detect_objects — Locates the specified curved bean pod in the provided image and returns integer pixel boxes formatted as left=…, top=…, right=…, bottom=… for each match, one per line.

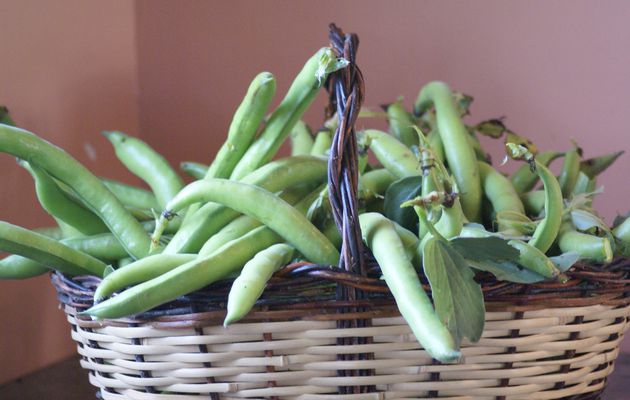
left=61, top=233, right=130, bottom=261
left=197, top=185, right=311, bottom=257
left=230, top=48, right=347, bottom=180
left=521, top=190, right=546, bottom=216
left=100, top=178, right=159, bottom=211
left=94, top=254, right=196, bottom=301
left=0, top=221, right=106, bottom=277
left=359, top=212, right=460, bottom=362
left=0, top=227, right=64, bottom=279
left=206, top=72, right=276, bottom=179
left=364, top=129, right=420, bottom=178
left=510, top=151, right=563, bottom=194
left=164, top=156, right=327, bottom=254
left=507, top=144, right=563, bottom=253
left=156, top=179, right=339, bottom=265
left=558, top=146, right=581, bottom=198
left=19, top=160, right=108, bottom=235
left=507, top=240, right=560, bottom=279
left=558, top=220, right=613, bottom=263
left=414, top=82, right=482, bottom=222
left=180, top=161, right=208, bottom=180
left=477, top=161, right=525, bottom=232
left=85, top=225, right=283, bottom=319
left=0, top=124, right=151, bottom=259
left=358, top=169, right=396, bottom=200
left=224, top=243, right=295, bottom=326
left=104, top=131, right=183, bottom=209
left=385, top=101, right=418, bottom=148
left=310, top=129, right=332, bottom=157
left=290, top=120, right=314, bottom=156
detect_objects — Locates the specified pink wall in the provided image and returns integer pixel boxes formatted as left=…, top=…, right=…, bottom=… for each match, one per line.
left=136, top=0, right=630, bottom=223
left=0, top=0, right=139, bottom=384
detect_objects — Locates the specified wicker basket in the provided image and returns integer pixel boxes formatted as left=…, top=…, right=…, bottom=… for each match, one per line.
left=52, top=25, right=630, bottom=399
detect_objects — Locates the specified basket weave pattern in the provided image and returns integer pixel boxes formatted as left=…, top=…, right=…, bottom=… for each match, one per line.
left=53, top=258, right=630, bottom=399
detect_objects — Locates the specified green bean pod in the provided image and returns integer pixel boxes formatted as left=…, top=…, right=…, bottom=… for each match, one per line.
left=0, top=124, right=151, bottom=259
left=164, top=156, right=328, bottom=254
left=521, top=190, right=545, bottom=216
left=104, top=131, right=183, bottom=209
left=180, top=161, right=208, bottom=180
left=206, top=72, right=277, bottom=178
left=427, top=130, right=446, bottom=166
left=197, top=185, right=311, bottom=257
left=414, top=82, right=482, bottom=222
left=478, top=161, right=525, bottom=233
left=0, top=227, right=64, bottom=279
left=19, top=160, right=108, bottom=236
left=310, top=129, right=332, bottom=157
left=0, top=221, right=106, bottom=277
left=156, top=179, right=339, bottom=265
left=580, top=150, right=624, bottom=179
left=558, top=220, right=613, bottom=263
left=364, top=129, right=420, bottom=178
left=61, top=233, right=130, bottom=261
left=290, top=120, right=314, bottom=156
left=613, top=217, right=630, bottom=247
left=510, top=151, right=563, bottom=194
left=224, top=243, right=295, bottom=326
left=100, top=178, right=159, bottom=211
left=230, top=48, right=347, bottom=180
left=85, top=225, right=283, bottom=319
left=385, top=101, right=418, bottom=148
left=358, top=169, right=396, bottom=200
left=507, top=240, right=561, bottom=279
left=359, top=212, right=460, bottom=362
left=94, top=254, right=196, bottom=301
left=507, top=144, right=563, bottom=254
left=558, top=146, right=581, bottom=198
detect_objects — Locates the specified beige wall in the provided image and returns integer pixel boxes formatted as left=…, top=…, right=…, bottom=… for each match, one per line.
left=0, top=0, right=139, bottom=384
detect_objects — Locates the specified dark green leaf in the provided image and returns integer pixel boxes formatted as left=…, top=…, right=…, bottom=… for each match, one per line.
left=423, top=237, right=485, bottom=345
left=383, top=176, right=422, bottom=232
left=549, top=252, right=580, bottom=272
left=453, top=92, right=474, bottom=117
left=0, top=106, right=16, bottom=126
left=450, top=236, right=520, bottom=264
left=467, top=259, right=546, bottom=284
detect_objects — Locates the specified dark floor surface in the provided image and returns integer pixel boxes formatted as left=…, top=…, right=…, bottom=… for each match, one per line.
left=1, top=353, right=628, bottom=399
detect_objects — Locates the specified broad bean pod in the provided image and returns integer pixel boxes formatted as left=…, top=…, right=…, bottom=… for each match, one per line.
left=164, top=156, right=328, bottom=254
left=230, top=48, right=347, bottom=179
left=0, top=221, right=106, bottom=277
left=155, top=179, right=339, bottom=265
left=385, top=101, right=418, bottom=148
left=104, top=131, right=183, bottom=209
left=224, top=243, right=295, bottom=326
left=180, top=161, right=208, bottom=180
left=359, top=212, right=460, bottom=362
left=510, top=151, right=563, bottom=194
left=19, top=160, right=108, bottom=235
left=414, top=82, right=482, bottom=222
left=85, top=225, right=283, bottom=319
left=0, top=124, right=151, bottom=259
left=206, top=72, right=276, bottom=179
left=558, top=220, right=613, bottom=263
left=290, top=120, right=314, bottom=156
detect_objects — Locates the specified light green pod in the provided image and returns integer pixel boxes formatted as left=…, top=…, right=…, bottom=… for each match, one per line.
left=414, top=82, right=482, bottom=222
left=224, top=243, right=295, bottom=326
left=510, top=151, right=563, bottom=194
left=364, top=129, right=420, bottom=178
left=290, top=120, right=314, bottom=156
left=386, top=101, right=418, bottom=148
left=230, top=48, right=348, bottom=180
left=558, top=220, right=613, bottom=263
left=359, top=213, right=460, bottom=362
left=180, top=161, right=209, bottom=180
left=310, top=129, right=333, bottom=157
left=206, top=72, right=276, bottom=179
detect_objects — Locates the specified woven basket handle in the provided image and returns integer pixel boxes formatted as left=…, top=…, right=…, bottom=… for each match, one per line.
left=325, top=23, right=366, bottom=276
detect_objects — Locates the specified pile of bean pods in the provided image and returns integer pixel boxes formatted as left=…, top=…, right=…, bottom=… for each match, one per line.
left=1, top=47, right=629, bottom=363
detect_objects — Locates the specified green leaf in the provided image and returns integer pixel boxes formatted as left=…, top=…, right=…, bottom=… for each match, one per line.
left=467, top=259, right=546, bottom=284
left=549, top=252, right=580, bottom=272
left=423, top=237, right=485, bottom=345
left=570, top=209, right=609, bottom=233
left=453, top=92, right=474, bottom=117
left=450, top=236, right=520, bottom=264
left=0, top=105, right=16, bottom=126
left=383, top=176, right=422, bottom=232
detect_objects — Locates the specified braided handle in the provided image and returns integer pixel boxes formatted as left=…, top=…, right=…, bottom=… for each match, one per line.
left=325, top=23, right=366, bottom=276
